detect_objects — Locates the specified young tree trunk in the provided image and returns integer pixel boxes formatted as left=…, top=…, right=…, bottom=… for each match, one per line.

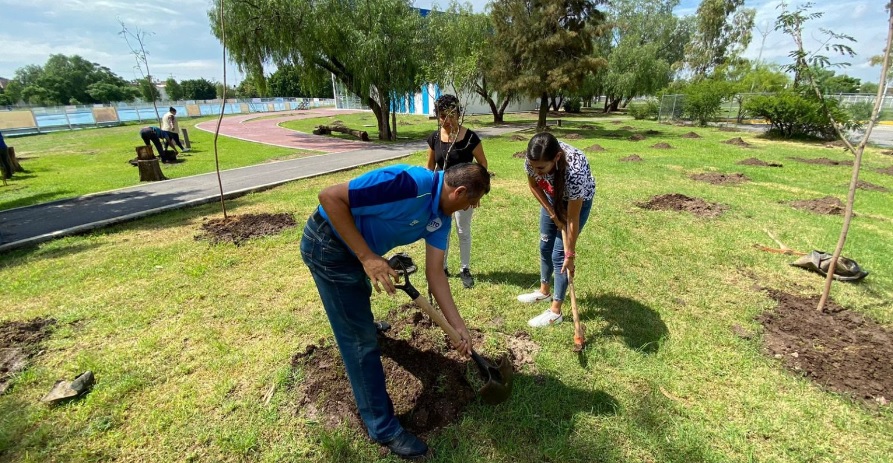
left=536, top=93, right=550, bottom=132
left=497, top=95, right=511, bottom=123
left=367, top=97, right=393, bottom=141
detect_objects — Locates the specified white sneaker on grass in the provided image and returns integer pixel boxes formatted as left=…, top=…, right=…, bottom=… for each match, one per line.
left=517, top=290, right=552, bottom=303
left=528, top=309, right=563, bottom=327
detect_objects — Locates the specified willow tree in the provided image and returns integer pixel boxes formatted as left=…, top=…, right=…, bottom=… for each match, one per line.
left=209, top=0, right=425, bottom=140
left=684, top=0, right=755, bottom=78
left=489, top=0, right=608, bottom=131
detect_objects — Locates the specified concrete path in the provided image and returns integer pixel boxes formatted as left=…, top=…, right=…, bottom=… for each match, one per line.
left=0, top=115, right=522, bottom=253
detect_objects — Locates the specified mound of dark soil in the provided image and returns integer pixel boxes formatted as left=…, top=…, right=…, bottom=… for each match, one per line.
left=723, top=137, right=751, bottom=147
left=564, top=133, right=583, bottom=140
left=620, top=155, right=643, bottom=162
left=636, top=193, right=728, bottom=218
left=197, top=213, right=297, bottom=245
left=645, top=130, right=661, bottom=135
left=585, top=144, right=605, bottom=152
left=289, top=304, right=531, bottom=438
left=610, top=120, right=625, bottom=124
left=628, top=134, right=646, bottom=141
left=651, top=142, right=673, bottom=149
left=876, top=166, right=893, bottom=176
left=1, top=318, right=56, bottom=395
left=681, top=132, right=702, bottom=139
left=620, top=125, right=636, bottom=131
left=738, top=158, right=782, bottom=167
left=789, top=196, right=846, bottom=215
left=509, top=134, right=527, bottom=142
left=690, top=172, right=750, bottom=185
left=856, top=181, right=889, bottom=192
left=512, top=150, right=527, bottom=158
left=760, top=289, right=893, bottom=406
left=790, top=157, right=853, bottom=166
left=580, top=124, right=596, bottom=130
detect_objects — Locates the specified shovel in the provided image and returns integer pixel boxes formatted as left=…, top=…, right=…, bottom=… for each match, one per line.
left=387, top=253, right=513, bottom=405
left=562, top=229, right=586, bottom=352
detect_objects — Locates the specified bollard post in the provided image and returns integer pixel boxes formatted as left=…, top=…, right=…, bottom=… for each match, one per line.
left=182, top=128, right=192, bottom=149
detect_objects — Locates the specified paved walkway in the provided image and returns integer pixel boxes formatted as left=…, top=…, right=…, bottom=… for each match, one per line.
left=0, top=111, right=522, bottom=252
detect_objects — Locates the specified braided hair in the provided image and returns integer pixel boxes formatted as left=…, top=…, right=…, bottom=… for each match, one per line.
left=526, top=132, right=568, bottom=223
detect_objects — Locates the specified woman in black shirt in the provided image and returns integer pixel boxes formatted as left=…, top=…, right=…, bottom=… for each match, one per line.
left=425, top=94, right=489, bottom=288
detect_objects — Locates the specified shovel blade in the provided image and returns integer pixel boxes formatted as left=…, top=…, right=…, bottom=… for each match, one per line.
left=474, top=354, right=514, bottom=405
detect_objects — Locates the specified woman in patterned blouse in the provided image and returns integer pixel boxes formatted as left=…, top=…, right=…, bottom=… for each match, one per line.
left=517, top=132, right=596, bottom=327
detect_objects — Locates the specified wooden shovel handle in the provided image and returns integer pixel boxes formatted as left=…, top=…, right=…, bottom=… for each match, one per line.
left=412, top=294, right=464, bottom=345
left=562, top=230, right=585, bottom=349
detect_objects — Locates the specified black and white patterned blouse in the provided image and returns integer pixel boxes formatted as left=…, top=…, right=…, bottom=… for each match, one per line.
left=524, top=141, right=596, bottom=201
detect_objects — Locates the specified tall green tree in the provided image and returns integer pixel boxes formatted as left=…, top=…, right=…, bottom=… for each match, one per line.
left=165, top=77, right=184, bottom=101
left=8, top=55, right=136, bottom=105
left=685, top=0, right=755, bottom=78
left=87, top=81, right=139, bottom=103
left=426, top=3, right=515, bottom=122
left=267, top=65, right=306, bottom=98
left=211, top=0, right=425, bottom=140
left=599, top=0, right=690, bottom=112
left=489, top=0, right=608, bottom=130
left=181, top=78, right=217, bottom=100
left=138, top=77, right=160, bottom=102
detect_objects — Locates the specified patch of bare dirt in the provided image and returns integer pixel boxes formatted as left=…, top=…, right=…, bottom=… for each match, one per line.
left=512, top=150, right=527, bottom=158
left=790, top=157, right=854, bottom=166
left=564, top=133, right=583, bottom=140
left=196, top=213, right=297, bottom=245
left=620, top=155, right=643, bottom=162
left=723, top=137, right=752, bottom=147
left=585, top=144, right=606, bottom=152
left=628, top=134, right=646, bottom=141
left=789, top=196, right=846, bottom=215
left=620, top=125, right=636, bottom=131
left=645, top=130, right=661, bottom=135
left=611, top=120, right=625, bottom=124
left=580, top=124, right=596, bottom=130
left=651, top=142, right=673, bottom=149
left=289, top=304, right=521, bottom=438
left=760, top=289, right=893, bottom=406
left=823, top=140, right=846, bottom=148
left=509, top=134, right=528, bottom=142
left=636, top=193, right=728, bottom=218
left=738, top=158, right=782, bottom=167
left=881, top=150, right=893, bottom=156
left=876, top=166, right=893, bottom=176
left=690, top=172, right=750, bottom=185
left=1, top=318, right=56, bottom=395
left=855, top=181, right=889, bottom=192
left=681, top=132, right=702, bottom=139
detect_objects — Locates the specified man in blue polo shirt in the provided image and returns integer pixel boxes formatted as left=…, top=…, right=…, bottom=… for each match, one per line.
left=300, top=162, right=490, bottom=460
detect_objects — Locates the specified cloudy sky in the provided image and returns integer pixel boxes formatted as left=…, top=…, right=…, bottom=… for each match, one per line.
left=0, top=0, right=887, bottom=88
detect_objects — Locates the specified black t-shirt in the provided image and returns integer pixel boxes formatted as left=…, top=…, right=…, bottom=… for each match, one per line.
left=426, top=129, right=482, bottom=171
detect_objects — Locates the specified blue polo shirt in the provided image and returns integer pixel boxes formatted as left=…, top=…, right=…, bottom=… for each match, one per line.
left=318, top=164, right=451, bottom=255
left=0, top=132, right=6, bottom=150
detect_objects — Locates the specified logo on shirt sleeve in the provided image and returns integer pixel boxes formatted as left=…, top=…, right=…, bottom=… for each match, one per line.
left=426, top=217, right=443, bottom=232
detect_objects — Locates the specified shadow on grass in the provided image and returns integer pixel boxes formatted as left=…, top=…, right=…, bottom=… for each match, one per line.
left=579, top=293, right=669, bottom=354
left=474, top=270, right=541, bottom=290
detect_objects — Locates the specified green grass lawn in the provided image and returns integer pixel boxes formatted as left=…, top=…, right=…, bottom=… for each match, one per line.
left=1, top=117, right=893, bottom=462
left=0, top=116, right=322, bottom=211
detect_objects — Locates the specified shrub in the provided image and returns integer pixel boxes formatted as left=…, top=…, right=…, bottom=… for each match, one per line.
left=845, top=100, right=873, bottom=121
left=744, top=91, right=862, bottom=140
left=628, top=99, right=660, bottom=120
left=563, top=97, right=582, bottom=113
left=682, top=80, right=732, bottom=126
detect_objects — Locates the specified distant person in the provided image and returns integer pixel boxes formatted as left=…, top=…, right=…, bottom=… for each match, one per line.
left=161, top=107, right=188, bottom=153
left=0, top=130, right=11, bottom=179
left=517, top=132, right=596, bottom=328
left=425, top=94, right=488, bottom=289
left=139, top=126, right=167, bottom=159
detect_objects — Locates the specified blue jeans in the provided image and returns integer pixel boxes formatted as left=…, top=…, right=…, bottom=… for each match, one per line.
left=539, top=199, right=593, bottom=302
left=300, top=210, right=403, bottom=443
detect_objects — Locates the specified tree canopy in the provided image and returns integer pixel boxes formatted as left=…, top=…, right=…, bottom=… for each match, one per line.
left=685, top=0, right=755, bottom=78
left=180, top=78, right=217, bottom=100
left=6, top=54, right=137, bottom=105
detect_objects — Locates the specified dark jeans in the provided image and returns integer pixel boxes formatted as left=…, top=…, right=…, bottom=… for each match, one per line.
left=539, top=199, right=593, bottom=302
left=164, top=132, right=185, bottom=150
left=299, top=209, right=403, bottom=443
left=140, top=128, right=164, bottom=157
left=0, top=147, right=11, bottom=179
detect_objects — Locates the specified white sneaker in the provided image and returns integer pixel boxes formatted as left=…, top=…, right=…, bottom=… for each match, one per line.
left=528, top=309, right=563, bottom=327
left=517, top=290, right=552, bottom=303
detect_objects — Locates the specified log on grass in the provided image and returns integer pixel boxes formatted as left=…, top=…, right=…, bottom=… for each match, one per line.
left=7, top=146, right=24, bottom=172
left=313, top=125, right=370, bottom=141
left=135, top=145, right=167, bottom=182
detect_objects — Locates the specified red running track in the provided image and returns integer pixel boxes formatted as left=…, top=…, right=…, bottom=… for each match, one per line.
left=194, top=108, right=371, bottom=153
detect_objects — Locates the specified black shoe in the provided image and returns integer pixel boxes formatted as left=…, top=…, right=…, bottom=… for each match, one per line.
left=374, top=320, right=391, bottom=333
left=383, top=430, right=430, bottom=460
left=459, top=268, right=474, bottom=288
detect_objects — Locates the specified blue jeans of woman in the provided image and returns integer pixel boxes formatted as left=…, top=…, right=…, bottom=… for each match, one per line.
left=300, top=210, right=403, bottom=443
left=539, top=199, right=593, bottom=302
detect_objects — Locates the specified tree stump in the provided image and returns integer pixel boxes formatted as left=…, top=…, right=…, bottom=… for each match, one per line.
left=313, top=125, right=370, bottom=141
left=135, top=146, right=167, bottom=182
left=6, top=146, right=24, bottom=172
left=182, top=128, right=192, bottom=149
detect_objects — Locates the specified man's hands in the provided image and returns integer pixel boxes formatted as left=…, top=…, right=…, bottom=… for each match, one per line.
left=361, top=256, right=399, bottom=295
left=451, top=325, right=473, bottom=358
